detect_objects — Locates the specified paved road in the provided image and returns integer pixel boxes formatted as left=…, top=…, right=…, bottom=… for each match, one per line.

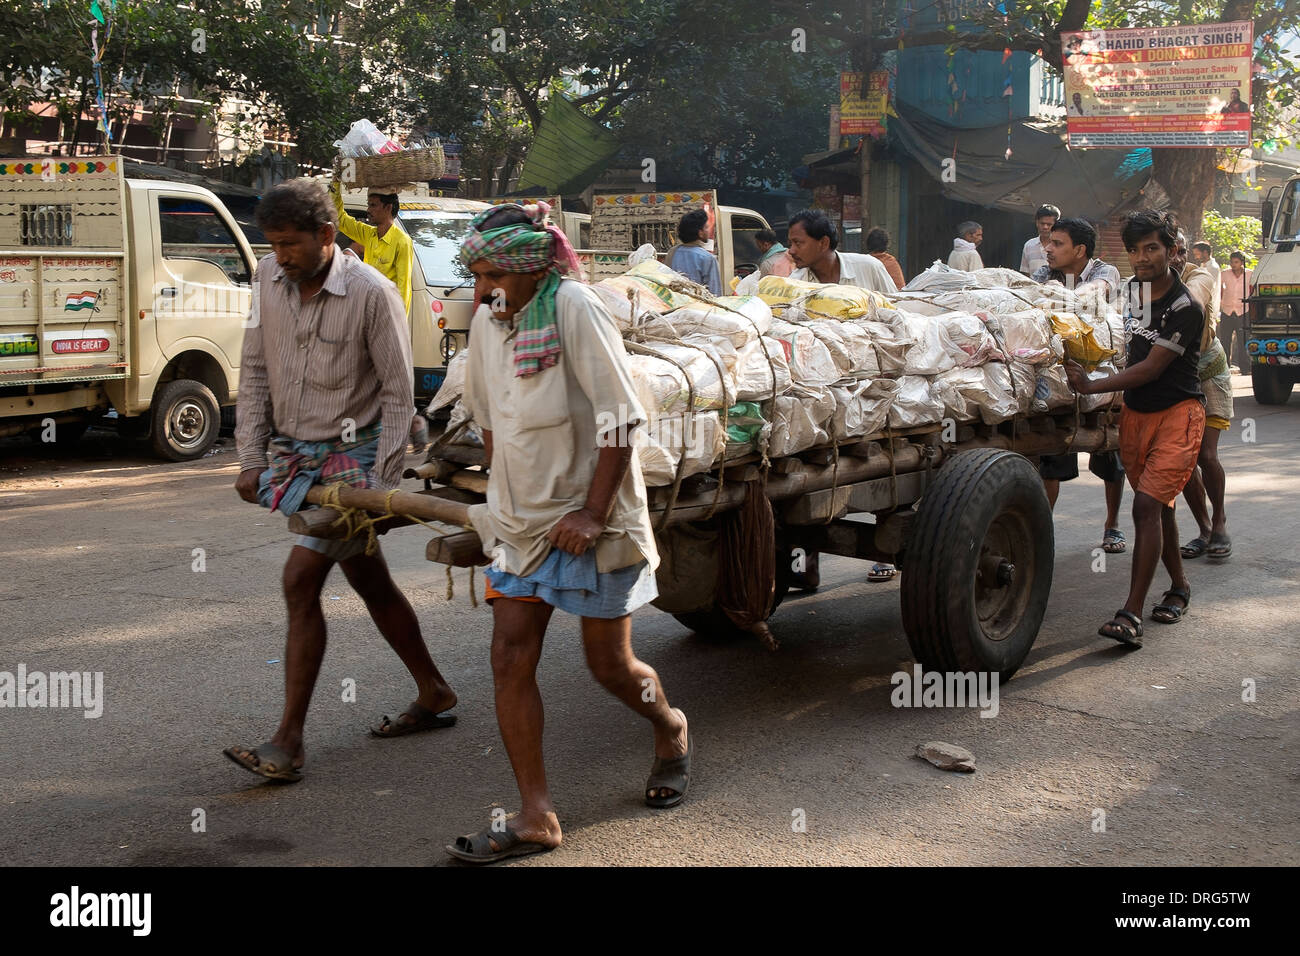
left=2, top=377, right=1297, bottom=866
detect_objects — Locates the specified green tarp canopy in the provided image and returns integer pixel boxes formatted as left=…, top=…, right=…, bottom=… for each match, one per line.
left=516, top=94, right=619, bottom=195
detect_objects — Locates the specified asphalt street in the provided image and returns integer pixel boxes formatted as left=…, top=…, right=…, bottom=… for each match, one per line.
left=2, top=374, right=1296, bottom=866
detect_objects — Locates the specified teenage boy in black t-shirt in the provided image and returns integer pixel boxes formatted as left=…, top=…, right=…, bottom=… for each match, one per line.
left=1066, top=210, right=1206, bottom=648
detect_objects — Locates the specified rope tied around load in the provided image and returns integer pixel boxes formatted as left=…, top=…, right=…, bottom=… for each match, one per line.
left=318, top=484, right=444, bottom=557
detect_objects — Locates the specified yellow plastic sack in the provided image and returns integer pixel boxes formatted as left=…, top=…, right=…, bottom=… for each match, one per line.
left=1049, top=312, right=1117, bottom=365
left=757, top=274, right=887, bottom=320
left=597, top=260, right=694, bottom=313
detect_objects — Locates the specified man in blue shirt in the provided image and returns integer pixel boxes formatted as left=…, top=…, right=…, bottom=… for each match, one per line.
left=667, top=209, right=721, bottom=294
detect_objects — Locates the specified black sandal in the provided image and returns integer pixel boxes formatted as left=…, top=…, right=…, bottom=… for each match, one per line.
left=1098, top=609, right=1143, bottom=647
left=1151, top=585, right=1191, bottom=624
left=1180, top=536, right=1209, bottom=559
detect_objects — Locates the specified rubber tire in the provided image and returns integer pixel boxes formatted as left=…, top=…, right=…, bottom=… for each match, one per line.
left=150, top=379, right=220, bottom=461
left=1251, top=365, right=1293, bottom=405
left=900, top=448, right=1053, bottom=681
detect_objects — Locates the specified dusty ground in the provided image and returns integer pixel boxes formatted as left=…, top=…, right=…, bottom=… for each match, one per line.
left=1, top=375, right=1296, bottom=866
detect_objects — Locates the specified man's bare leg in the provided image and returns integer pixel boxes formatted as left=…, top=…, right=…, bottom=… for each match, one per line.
left=1182, top=467, right=1212, bottom=540
left=339, top=549, right=456, bottom=719
left=263, top=545, right=335, bottom=767
left=580, top=615, right=688, bottom=799
left=1196, top=428, right=1227, bottom=536
left=1114, top=491, right=1165, bottom=624
left=1103, top=478, right=1124, bottom=534
left=1044, top=478, right=1061, bottom=510
left=489, top=598, right=562, bottom=848
left=1157, top=502, right=1191, bottom=613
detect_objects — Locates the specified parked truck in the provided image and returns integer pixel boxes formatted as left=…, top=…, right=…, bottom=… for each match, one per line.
left=0, top=155, right=255, bottom=458
left=1250, top=174, right=1300, bottom=405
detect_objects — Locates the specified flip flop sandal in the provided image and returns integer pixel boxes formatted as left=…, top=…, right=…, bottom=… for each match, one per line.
left=867, top=563, right=898, bottom=582
left=445, top=826, right=554, bottom=865
left=223, top=741, right=304, bottom=782
left=1180, top=536, right=1210, bottom=559
left=370, top=701, right=457, bottom=738
left=1151, top=586, right=1191, bottom=624
left=1098, top=609, right=1143, bottom=647
left=1207, top=532, right=1232, bottom=560
left=1102, top=528, right=1127, bottom=554
left=645, top=732, right=694, bottom=809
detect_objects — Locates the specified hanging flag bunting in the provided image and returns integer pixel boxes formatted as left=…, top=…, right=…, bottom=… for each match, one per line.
left=1002, top=47, right=1013, bottom=64
left=89, top=0, right=105, bottom=24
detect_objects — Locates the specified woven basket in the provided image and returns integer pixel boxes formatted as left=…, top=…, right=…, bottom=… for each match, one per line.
left=346, top=143, right=445, bottom=189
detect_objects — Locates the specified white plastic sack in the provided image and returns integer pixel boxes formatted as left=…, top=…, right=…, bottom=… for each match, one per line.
left=1080, top=365, right=1122, bottom=412
left=935, top=363, right=1036, bottom=425
left=768, top=318, right=840, bottom=386
left=765, top=382, right=836, bottom=458
left=427, top=348, right=469, bottom=414
left=929, top=287, right=1038, bottom=315
left=888, top=375, right=945, bottom=428
left=735, top=336, right=792, bottom=401
left=982, top=308, right=1058, bottom=366
left=638, top=412, right=727, bottom=486
left=938, top=311, right=1000, bottom=367
left=627, top=343, right=735, bottom=416
left=1032, top=365, right=1075, bottom=413
left=899, top=312, right=965, bottom=376
left=445, top=399, right=483, bottom=447
left=652, top=295, right=772, bottom=349
left=828, top=378, right=900, bottom=439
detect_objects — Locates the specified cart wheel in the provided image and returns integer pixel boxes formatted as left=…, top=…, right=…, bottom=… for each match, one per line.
left=900, top=448, right=1053, bottom=681
left=1251, top=365, right=1293, bottom=405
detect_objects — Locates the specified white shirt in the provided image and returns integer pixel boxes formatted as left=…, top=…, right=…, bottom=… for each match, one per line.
left=948, top=239, right=983, bottom=272
left=1020, top=236, right=1049, bottom=275
left=790, top=251, right=899, bottom=293
left=463, top=279, right=658, bottom=577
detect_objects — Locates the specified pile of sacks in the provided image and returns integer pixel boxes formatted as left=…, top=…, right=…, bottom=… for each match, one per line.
left=431, top=260, right=1124, bottom=487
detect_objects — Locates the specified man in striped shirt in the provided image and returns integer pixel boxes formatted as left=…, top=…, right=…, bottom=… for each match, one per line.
left=226, top=179, right=457, bottom=783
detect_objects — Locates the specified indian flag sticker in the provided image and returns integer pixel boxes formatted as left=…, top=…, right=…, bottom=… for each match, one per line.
left=64, top=291, right=99, bottom=311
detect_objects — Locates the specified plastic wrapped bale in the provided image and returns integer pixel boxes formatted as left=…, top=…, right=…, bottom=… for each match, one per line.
left=888, top=375, right=945, bottom=428
left=427, top=348, right=469, bottom=414
left=765, top=382, right=836, bottom=457
left=1080, top=365, right=1122, bottom=413
left=929, top=287, right=1038, bottom=315
left=734, top=336, right=792, bottom=402
left=854, top=317, right=914, bottom=377
left=1033, top=365, right=1075, bottom=413
left=757, top=274, right=886, bottom=320
left=445, top=399, right=483, bottom=447
left=889, top=294, right=950, bottom=317
left=649, top=295, right=772, bottom=348
left=902, top=261, right=978, bottom=294
left=767, top=318, right=841, bottom=386
left=627, top=343, right=736, bottom=416
left=637, top=411, right=727, bottom=486
left=898, top=311, right=970, bottom=376
left=592, top=260, right=697, bottom=329
left=981, top=308, right=1059, bottom=366
left=828, top=378, right=900, bottom=439
left=938, top=311, right=1001, bottom=367
left=935, top=363, right=1036, bottom=425
left=969, top=266, right=1042, bottom=290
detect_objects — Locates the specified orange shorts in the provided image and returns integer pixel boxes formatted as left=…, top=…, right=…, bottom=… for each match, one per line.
left=1119, top=399, right=1206, bottom=507
left=483, top=581, right=543, bottom=604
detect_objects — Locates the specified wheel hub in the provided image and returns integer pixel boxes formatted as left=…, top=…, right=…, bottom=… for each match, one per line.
left=171, top=400, right=206, bottom=446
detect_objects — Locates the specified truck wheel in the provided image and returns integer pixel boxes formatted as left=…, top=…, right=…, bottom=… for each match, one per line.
left=1251, top=365, right=1293, bottom=405
left=900, top=448, right=1053, bottom=681
left=150, top=379, right=220, bottom=461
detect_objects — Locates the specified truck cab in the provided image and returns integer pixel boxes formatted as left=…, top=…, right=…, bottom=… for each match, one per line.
left=0, top=156, right=255, bottom=459
left=1250, top=175, right=1300, bottom=404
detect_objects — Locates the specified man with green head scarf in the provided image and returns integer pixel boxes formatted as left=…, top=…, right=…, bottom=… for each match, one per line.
left=445, top=203, right=693, bottom=864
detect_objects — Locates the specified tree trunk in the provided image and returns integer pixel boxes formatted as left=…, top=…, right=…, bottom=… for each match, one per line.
left=1149, top=147, right=1219, bottom=237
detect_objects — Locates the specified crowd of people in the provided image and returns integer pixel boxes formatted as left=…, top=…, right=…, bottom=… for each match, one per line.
left=223, top=176, right=1246, bottom=863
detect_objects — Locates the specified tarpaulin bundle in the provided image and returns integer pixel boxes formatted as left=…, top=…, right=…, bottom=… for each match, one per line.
left=717, top=478, right=778, bottom=650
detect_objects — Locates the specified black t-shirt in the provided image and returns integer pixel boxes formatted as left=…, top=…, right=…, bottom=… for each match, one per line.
left=1122, top=274, right=1205, bottom=412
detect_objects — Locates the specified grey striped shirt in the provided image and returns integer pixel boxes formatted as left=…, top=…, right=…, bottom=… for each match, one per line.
left=235, top=250, right=414, bottom=488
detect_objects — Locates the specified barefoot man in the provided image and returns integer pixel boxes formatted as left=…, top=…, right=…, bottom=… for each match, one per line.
left=225, top=179, right=457, bottom=782
left=446, top=202, right=690, bottom=863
